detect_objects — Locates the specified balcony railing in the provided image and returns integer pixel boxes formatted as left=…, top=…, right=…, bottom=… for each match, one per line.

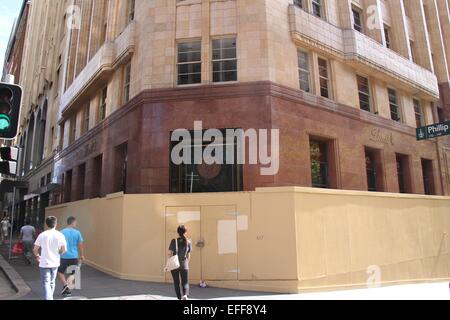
left=288, top=5, right=439, bottom=98
left=60, top=21, right=136, bottom=115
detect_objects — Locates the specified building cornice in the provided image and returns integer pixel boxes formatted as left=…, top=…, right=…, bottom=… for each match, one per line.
left=54, top=81, right=425, bottom=162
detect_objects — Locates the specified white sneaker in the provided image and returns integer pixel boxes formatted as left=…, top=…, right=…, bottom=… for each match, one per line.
left=182, top=295, right=188, bottom=300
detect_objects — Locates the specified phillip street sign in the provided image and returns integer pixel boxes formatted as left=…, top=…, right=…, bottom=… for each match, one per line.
left=416, top=121, right=450, bottom=141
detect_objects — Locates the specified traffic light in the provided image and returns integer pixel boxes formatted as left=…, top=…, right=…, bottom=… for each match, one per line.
left=0, top=147, right=19, bottom=176
left=0, top=82, right=22, bottom=139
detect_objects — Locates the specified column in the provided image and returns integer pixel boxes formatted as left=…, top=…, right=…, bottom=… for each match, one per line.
left=389, top=0, right=411, bottom=59
left=88, top=0, right=106, bottom=60
left=423, top=0, right=450, bottom=83
left=65, top=0, right=82, bottom=89
left=75, top=0, right=94, bottom=77
left=363, top=0, right=385, bottom=45
left=405, top=0, right=434, bottom=71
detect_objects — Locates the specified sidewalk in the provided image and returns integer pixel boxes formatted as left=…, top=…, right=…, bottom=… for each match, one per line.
left=1, top=242, right=449, bottom=300
left=0, top=243, right=277, bottom=300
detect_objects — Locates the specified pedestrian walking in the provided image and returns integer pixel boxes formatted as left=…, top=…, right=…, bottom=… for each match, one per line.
left=33, top=216, right=67, bottom=300
left=20, top=220, right=36, bottom=265
left=58, top=216, right=85, bottom=297
left=1, top=216, right=11, bottom=244
left=168, top=225, right=192, bottom=300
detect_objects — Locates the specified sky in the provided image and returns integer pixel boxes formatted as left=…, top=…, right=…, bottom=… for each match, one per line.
left=0, top=0, right=23, bottom=77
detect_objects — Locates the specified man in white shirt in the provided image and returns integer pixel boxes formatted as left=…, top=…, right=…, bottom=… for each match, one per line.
left=20, top=220, right=36, bottom=265
left=33, top=216, right=67, bottom=300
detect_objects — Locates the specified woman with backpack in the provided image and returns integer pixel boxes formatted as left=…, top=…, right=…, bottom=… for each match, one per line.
left=167, top=225, right=192, bottom=300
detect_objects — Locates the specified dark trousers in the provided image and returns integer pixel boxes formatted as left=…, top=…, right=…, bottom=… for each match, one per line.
left=171, top=269, right=189, bottom=299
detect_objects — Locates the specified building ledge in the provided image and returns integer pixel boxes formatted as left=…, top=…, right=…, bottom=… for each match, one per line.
left=255, top=186, right=450, bottom=200
left=60, top=21, right=136, bottom=117
left=288, top=5, right=439, bottom=99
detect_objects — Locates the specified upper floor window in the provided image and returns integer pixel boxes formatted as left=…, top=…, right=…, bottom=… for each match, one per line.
left=177, top=41, right=202, bottom=85
left=294, top=0, right=304, bottom=9
left=352, top=6, right=363, bottom=33
left=318, top=57, right=331, bottom=99
left=83, top=104, right=90, bottom=135
left=388, top=88, right=401, bottom=122
left=413, top=98, right=424, bottom=128
left=123, top=63, right=131, bottom=104
left=127, top=0, right=135, bottom=23
left=212, top=38, right=237, bottom=83
left=100, top=5, right=108, bottom=45
left=69, top=116, right=77, bottom=145
left=99, top=87, right=107, bottom=122
left=298, top=50, right=312, bottom=92
left=312, top=0, right=324, bottom=18
left=409, top=40, right=416, bottom=63
left=59, top=125, right=64, bottom=150
left=357, top=75, right=371, bottom=112
left=384, top=24, right=391, bottom=49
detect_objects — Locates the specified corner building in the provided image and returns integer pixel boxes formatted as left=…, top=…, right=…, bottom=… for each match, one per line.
left=46, top=0, right=450, bottom=201
left=8, top=0, right=450, bottom=293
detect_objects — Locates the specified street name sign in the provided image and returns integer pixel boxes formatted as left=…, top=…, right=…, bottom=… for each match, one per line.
left=416, top=121, right=450, bottom=141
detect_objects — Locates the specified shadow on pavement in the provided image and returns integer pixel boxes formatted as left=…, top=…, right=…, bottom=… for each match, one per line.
left=0, top=242, right=279, bottom=300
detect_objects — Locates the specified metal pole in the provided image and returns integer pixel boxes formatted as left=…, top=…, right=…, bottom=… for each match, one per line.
left=8, top=186, right=16, bottom=260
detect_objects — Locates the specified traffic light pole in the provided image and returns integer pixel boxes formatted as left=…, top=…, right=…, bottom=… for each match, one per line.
left=8, top=186, right=16, bottom=260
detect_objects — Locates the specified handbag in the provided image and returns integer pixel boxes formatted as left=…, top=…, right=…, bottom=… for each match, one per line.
left=164, top=239, right=180, bottom=272
left=12, top=242, right=24, bottom=255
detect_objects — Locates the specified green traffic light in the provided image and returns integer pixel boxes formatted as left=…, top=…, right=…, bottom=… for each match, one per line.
left=0, top=114, right=11, bottom=132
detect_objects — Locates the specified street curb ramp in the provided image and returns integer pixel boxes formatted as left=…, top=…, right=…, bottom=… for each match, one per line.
left=0, top=253, right=31, bottom=300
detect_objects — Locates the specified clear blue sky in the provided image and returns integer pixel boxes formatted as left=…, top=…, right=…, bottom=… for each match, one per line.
left=0, top=0, right=24, bottom=76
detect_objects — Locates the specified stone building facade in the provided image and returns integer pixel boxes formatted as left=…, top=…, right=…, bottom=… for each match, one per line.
left=3, top=0, right=450, bottom=226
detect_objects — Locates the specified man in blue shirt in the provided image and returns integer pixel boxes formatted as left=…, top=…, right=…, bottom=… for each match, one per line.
left=57, top=216, right=85, bottom=297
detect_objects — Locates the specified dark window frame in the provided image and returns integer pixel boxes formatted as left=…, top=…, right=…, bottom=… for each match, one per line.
left=357, top=75, right=372, bottom=112
left=212, top=38, right=237, bottom=83
left=177, top=41, right=202, bottom=85
left=298, top=49, right=312, bottom=93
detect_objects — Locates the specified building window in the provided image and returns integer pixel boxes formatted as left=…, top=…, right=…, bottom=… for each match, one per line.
left=177, top=41, right=202, bottom=85
left=384, top=24, right=391, bottom=49
left=396, top=154, right=411, bottom=194
left=318, top=57, right=331, bottom=99
left=114, top=143, right=128, bottom=193
left=59, top=124, right=64, bottom=150
left=77, top=163, right=86, bottom=200
left=352, top=6, right=363, bottom=33
left=69, top=116, right=76, bottom=145
left=298, top=50, right=312, bottom=93
left=64, top=170, right=73, bottom=203
left=212, top=38, right=237, bottom=83
left=357, top=75, right=371, bottom=112
left=413, top=98, right=424, bottom=128
left=312, top=0, right=323, bottom=18
left=92, top=155, right=103, bottom=198
left=437, top=106, right=445, bottom=122
left=170, top=129, right=243, bottom=193
left=100, top=3, right=108, bottom=45
left=388, top=88, right=401, bottom=122
left=310, top=139, right=328, bottom=188
left=409, top=40, right=416, bottom=63
left=127, top=0, right=135, bottom=22
left=83, top=104, right=90, bottom=135
left=421, top=159, right=435, bottom=195
left=123, top=63, right=131, bottom=104
left=294, top=0, right=303, bottom=9
left=99, top=87, right=107, bottom=122
left=365, top=148, right=384, bottom=192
